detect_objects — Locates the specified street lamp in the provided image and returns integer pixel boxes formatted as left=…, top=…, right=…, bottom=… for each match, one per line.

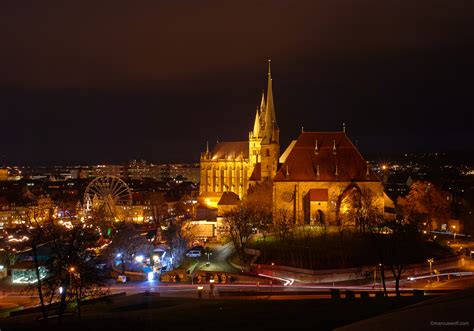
left=209, top=278, right=215, bottom=297
left=197, top=285, right=203, bottom=298
left=427, top=258, right=434, bottom=284
left=452, top=225, right=457, bottom=241
left=69, top=267, right=75, bottom=285
left=378, top=263, right=382, bottom=291
left=205, top=250, right=212, bottom=264
left=373, top=265, right=377, bottom=288
left=271, top=262, right=275, bottom=290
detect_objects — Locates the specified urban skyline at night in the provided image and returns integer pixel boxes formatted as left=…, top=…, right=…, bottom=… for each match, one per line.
left=0, top=1, right=472, bottom=330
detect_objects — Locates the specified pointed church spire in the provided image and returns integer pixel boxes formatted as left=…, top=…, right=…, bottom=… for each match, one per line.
left=253, top=107, right=261, bottom=137
left=262, top=59, right=278, bottom=144
left=206, top=141, right=209, bottom=154
left=260, top=91, right=266, bottom=113
left=266, top=59, right=277, bottom=129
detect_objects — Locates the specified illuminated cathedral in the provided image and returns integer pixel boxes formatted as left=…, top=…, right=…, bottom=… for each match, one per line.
left=199, top=61, right=279, bottom=208
left=198, top=61, right=391, bottom=225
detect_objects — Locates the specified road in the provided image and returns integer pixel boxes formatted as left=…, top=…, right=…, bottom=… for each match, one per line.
left=2, top=272, right=473, bottom=311
left=185, top=242, right=240, bottom=274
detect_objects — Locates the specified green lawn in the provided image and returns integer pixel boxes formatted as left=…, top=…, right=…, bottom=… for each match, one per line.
left=248, top=230, right=454, bottom=270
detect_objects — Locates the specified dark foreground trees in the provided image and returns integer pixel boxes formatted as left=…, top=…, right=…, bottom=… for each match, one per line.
left=106, top=221, right=152, bottom=274
left=14, top=209, right=108, bottom=322
left=369, top=218, right=425, bottom=296
left=48, top=220, right=108, bottom=320
left=224, top=206, right=255, bottom=262
left=397, top=181, right=451, bottom=231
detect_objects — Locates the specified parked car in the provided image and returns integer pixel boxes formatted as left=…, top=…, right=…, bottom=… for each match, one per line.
left=191, top=245, right=204, bottom=252
left=186, top=250, right=202, bottom=258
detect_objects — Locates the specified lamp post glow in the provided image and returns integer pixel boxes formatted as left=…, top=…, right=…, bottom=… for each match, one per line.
left=209, top=278, right=215, bottom=297
left=135, top=255, right=144, bottom=263
left=205, top=251, right=212, bottom=263
left=452, top=225, right=457, bottom=241
left=378, top=263, right=382, bottom=291
left=427, top=258, right=434, bottom=284
left=147, top=272, right=154, bottom=282
left=271, top=262, right=275, bottom=290
left=69, top=266, right=75, bottom=296
left=373, top=266, right=377, bottom=288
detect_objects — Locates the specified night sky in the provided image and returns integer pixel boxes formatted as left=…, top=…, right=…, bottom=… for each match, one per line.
left=1, top=0, right=472, bottom=165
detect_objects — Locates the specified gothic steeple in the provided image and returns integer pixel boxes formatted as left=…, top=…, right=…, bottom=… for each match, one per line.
left=252, top=107, right=261, bottom=138
left=262, top=59, right=279, bottom=144
left=260, top=91, right=266, bottom=113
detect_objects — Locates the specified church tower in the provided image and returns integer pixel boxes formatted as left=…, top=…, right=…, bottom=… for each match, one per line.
left=248, top=92, right=265, bottom=175
left=259, top=60, right=280, bottom=181
left=199, top=60, right=280, bottom=207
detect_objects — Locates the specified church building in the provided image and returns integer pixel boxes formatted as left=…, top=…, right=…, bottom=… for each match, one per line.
left=273, top=131, right=390, bottom=225
left=198, top=61, right=391, bottom=226
left=199, top=61, right=279, bottom=208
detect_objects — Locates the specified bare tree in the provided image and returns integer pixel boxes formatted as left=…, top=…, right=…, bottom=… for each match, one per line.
left=143, top=191, right=168, bottom=225
left=368, top=217, right=424, bottom=296
left=106, top=221, right=150, bottom=274
left=163, top=217, right=194, bottom=268
left=14, top=207, right=51, bottom=321
left=344, top=187, right=383, bottom=233
left=223, top=206, right=256, bottom=262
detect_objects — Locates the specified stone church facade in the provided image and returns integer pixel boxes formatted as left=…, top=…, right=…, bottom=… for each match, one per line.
left=198, top=62, right=390, bottom=224
left=273, top=131, right=388, bottom=225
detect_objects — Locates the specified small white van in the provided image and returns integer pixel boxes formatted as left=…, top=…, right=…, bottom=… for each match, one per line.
left=186, top=250, right=201, bottom=258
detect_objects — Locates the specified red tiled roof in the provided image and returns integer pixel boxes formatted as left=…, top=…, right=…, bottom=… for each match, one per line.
left=249, top=163, right=261, bottom=181
left=309, top=189, right=329, bottom=201
left=273, top=132, right=380, bottom=182
left=211, top=141, right=249, bottom=160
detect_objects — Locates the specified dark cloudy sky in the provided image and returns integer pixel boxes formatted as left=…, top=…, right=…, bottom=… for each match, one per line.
left=0, top=0, right=472, bottom=165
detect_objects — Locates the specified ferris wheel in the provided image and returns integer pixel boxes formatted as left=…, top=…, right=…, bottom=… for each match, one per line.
left=83, top=176, right=132, bottom=220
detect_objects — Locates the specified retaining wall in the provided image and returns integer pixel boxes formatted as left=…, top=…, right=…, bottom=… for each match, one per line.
left=248, top=252, right=463, bottom=283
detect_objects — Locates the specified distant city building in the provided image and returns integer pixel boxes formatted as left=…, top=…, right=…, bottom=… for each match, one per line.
left=92, top=164, right=124, bottom=178
left=127, top=159, right=149, bottom=180
left=169, top=164, right=200, bottom=184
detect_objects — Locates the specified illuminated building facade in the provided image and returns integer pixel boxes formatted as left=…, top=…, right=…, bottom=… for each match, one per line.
left=199, top=62, right=280, bottom=207
left=273, top=131, right=390, bottom=225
